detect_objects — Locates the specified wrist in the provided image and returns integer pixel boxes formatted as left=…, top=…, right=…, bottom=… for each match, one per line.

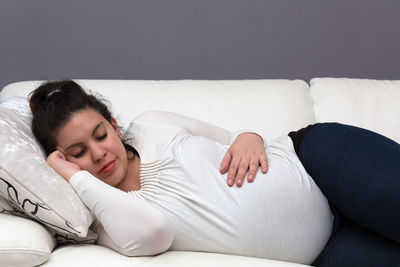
left=238, top=132, right=263, bottom=142
left=66, top=169, right=80, bottom=182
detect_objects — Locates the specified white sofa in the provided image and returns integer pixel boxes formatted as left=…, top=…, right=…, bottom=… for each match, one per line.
left=0, top=78, right=399, bottom=267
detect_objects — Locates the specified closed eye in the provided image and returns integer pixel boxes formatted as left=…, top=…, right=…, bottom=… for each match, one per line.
left=97, top=133, right=107, bottom=141
left=73, top=149, right=86, bottom=158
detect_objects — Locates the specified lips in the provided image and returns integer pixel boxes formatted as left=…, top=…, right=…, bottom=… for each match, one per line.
left=99, top=160, right=116, bottom=174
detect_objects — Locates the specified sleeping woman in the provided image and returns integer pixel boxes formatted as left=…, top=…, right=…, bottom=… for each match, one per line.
left=29, top=80, right=400, bottom=266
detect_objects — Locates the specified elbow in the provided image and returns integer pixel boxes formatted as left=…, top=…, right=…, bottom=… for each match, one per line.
left=146, top=219, right=174, bottom=254
left=116, top=220, right=174, bottom=257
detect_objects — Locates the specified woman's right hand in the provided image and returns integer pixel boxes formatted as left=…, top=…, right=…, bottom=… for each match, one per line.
left=47, top=150, right=81, bottom=182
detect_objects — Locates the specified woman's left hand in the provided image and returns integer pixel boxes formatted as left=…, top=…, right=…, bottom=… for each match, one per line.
left=220, top=133, right=268, bottom=187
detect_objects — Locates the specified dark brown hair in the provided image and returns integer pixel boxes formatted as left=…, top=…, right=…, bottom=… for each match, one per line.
left=29, top=80, right=138, bottom=158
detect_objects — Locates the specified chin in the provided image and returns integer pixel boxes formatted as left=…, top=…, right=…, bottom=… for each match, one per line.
left=105, top=172, right=125, bottom=188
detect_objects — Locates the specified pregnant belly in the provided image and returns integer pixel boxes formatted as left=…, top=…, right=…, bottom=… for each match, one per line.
left=230, top=153, right=333, bottom=264
left=166, top=135, right=333, bottom=264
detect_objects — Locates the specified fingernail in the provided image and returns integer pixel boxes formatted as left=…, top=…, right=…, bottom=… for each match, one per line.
left=228, top=179, right=233, bottom=186
left=248, top=174, right=253, bottom=181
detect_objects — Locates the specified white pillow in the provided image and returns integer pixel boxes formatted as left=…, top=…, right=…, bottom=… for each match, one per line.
left=0, top=213, right=56, bottom=267
left=0, top=97, right=96, bottom=243
left=310, top=77, right=400, bottom=143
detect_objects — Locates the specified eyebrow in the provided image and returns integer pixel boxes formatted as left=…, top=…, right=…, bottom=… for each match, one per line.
left=65, top=122, right=104, bottom=151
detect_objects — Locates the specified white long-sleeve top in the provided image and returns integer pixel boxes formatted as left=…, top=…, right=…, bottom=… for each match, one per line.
left=69, top=111, right=333, bottom=264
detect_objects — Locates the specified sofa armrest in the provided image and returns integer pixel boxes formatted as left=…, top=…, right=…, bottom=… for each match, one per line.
left=0, top=213, right=56, bottom=267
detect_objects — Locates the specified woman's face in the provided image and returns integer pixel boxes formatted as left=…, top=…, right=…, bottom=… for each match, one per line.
left=55, top=108, right=129, bottom=188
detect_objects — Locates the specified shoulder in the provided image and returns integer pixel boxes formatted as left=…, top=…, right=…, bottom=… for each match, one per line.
left=133, top=111, right=176, bottom=124
left=127, top=112, right=189, bottom=162
left=134, top=110, right=162, bottom=121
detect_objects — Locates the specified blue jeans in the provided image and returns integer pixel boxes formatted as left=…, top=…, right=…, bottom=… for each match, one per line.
left=293, top=123, right=400, bottom=266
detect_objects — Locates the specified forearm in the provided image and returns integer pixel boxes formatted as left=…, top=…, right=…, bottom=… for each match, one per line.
left=70, top=171, right=174, bottom=256
left=133, top=111, right=265, bottom=146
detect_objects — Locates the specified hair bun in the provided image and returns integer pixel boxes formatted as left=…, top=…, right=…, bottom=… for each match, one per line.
left=29, top=80, right=84, bottom=115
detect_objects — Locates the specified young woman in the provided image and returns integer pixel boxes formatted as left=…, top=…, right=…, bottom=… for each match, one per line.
left=29, top=80, right=400, bottom=266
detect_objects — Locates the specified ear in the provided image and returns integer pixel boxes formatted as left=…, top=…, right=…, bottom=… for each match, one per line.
left=111, top=117, right=122, bottom=137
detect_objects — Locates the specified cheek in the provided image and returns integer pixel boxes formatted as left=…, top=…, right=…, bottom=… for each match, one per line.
left=69, top=157, right=94, bottom=172
left=113, top=140, right=129, bottom=168
left=111, top=136, right=126, bottom=155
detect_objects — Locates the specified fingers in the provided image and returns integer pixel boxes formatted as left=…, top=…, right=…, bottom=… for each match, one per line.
left=226, top=152, right=268, bottom=187
left=56, top=150, right=67, bottom=161
left=220, top=150, right=232, bottom=174
left=228, top=154, right=253, bottom=187
left=260, top=151, right=268, bottom=174
left=47, top=150, right=80, bottom=182
left=234, top=156, right=249, bottom=187
left=47, top=150, right=66, bottom=164
left=222, top=132, right=269, bottom=187
left=247, top=156, right=259, bottom=183
left=227, top=156, right=241, bottom=187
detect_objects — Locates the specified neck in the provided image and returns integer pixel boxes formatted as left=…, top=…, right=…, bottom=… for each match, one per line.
left=117, top=155, right=141, bottom=192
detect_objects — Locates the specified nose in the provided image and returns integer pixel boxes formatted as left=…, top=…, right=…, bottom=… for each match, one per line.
left=90, top=144, right=106, bottom=162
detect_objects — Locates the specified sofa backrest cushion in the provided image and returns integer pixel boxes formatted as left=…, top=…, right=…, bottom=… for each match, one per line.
left=0, top=79, right=316, bottom=141
left=310, top=78, right=400, bottom=143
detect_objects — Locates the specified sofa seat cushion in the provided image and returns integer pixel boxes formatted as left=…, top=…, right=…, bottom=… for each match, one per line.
left=40, top=245, right=310, bottom=267
left=0, top=213, right=56, bottom=267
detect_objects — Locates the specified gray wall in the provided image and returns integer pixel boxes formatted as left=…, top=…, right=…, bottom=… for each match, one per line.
left=1, top=0, right=399, bottom=90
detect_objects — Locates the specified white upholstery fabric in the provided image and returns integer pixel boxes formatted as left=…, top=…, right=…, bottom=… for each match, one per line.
left=0, top=213, right=56, bottom=267
left=41, top=245, right=309, bottom=267
left=1, top=79, right=315, bottom=141
left=310, top=77, right=400, bottom=143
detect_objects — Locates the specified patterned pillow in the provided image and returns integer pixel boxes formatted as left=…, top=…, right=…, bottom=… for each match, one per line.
left=0, top=97, right=96, bottom=243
